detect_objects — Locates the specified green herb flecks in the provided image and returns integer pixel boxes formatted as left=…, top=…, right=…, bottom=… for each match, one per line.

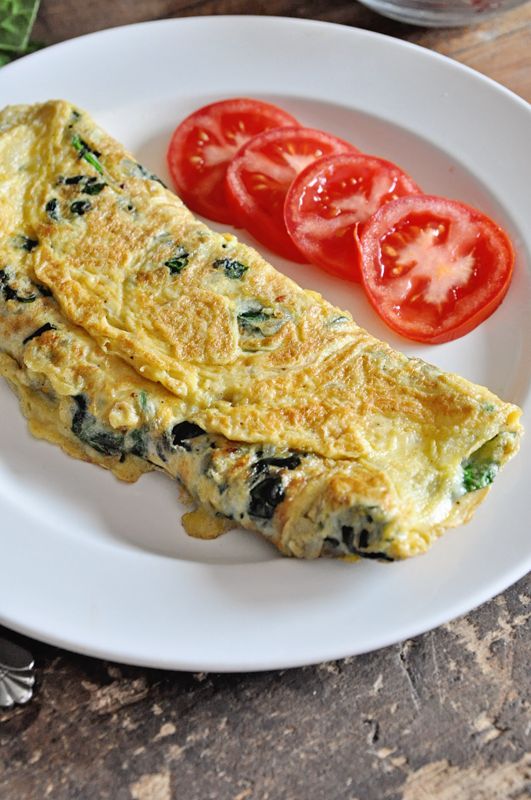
left=127, top=427, right=149, bottom=459
left=0, top=268, right=37, bottom=303
left=138, top=390, right=149, bottom=412
left=329, top=315, right=349, bottom=326
left=82, top=181, right=106, bottom=195
left=249, top=474, right=286, bottom=520
left=22, top=322, right=56, bottom=345
left=238, top=307, right=271, bottom=333
left=71, top=134, right=104, bottom=175
left=0, top=0, right=41, bottom=53
left=116, top=197, right=136, bottom=214
left=71, top=395, right=124, bottom=458
left=58, top=175, right=107, bottom=195
left=71, top=395, right=152, bottom=461
left=70, top=200, right=91, bottom=216
left=14, top=235, right=38, bottom=251
left=45, top=198, right=59, bottom=220
left=461, top=435, right=504, bottom=493
left=462, top=460, right=499, bottom=493
left=237, top=300, right=290, bottom=337
left=59, top=175, right=85, bottom=185
left=36, top=282, right=53, bottom=298
left=136, top=162, right=162, bottom=182
left=165, top=247, right=189, bottom=275
left=213, top=258, right=249, bottom=280
left=122, top=159, right=166, bottom=187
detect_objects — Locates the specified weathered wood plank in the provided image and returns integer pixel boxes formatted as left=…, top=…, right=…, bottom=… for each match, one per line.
left=0, top=576, right=529, bottom=799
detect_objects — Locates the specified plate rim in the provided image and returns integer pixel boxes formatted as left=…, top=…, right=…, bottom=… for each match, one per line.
left=3, top=14, right=530, bottom=109
left=0, top=14, right=529, bottom=671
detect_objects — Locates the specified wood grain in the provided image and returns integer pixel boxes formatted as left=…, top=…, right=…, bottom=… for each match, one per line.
left=2, top=3, right=530, bottom=798
left=1, top=576, right=529, bottom=799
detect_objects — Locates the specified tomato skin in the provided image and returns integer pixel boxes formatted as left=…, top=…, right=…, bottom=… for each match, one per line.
left=284, top=152, right=420, bottom=282
left=359, top=195, right=515, bottom=344
left=166, top=98, right=299, bottom=224
left=226, top=126, right=357, bottom=261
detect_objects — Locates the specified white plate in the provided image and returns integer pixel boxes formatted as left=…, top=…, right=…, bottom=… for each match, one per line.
left=0, top=17, right=529, bottom=671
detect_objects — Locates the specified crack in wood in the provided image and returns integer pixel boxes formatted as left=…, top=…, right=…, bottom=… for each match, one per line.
left=398, top=640, right=421, bottom=712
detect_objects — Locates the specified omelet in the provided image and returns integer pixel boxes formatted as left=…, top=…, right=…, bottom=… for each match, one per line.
left=0, top=99, right=523, bottom=560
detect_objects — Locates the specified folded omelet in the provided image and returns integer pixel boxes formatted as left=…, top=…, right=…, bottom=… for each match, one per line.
left=0, top=100, right=523, bottom=560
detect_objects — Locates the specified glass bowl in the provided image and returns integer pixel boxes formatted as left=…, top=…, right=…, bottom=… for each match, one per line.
left=357, top=0, right=527, bottom=27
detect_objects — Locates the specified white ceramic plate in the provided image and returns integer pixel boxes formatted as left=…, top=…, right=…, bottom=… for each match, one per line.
left=0, top=17, right=529, bottom=671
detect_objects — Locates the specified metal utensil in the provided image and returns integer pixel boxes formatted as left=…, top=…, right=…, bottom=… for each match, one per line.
left=0, top=637, right=35, bottom=708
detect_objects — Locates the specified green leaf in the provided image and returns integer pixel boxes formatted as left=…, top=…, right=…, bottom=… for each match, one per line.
left=72, top=134, right=105, bottom=175
left=0, top=38, right=43, bottom=65
left=0, top=0, right=41, bottom=52
left=462, top=460, right=498, bottom=493
left=213, top=257, right=249, bottom=280
left=138, top=391, right=149, bottom=412
left=165, top=247, right=189, bottom=275
left=237, top=303, right=289, bottom=337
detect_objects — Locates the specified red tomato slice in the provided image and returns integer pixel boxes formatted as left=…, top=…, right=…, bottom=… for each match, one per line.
left=284, top=153, right=420, bottom=282
left=359, top=195, right=514, bottom=344
left=167, top=98, right=299, bottom=224
left=226, top=127, right=357, bottom=261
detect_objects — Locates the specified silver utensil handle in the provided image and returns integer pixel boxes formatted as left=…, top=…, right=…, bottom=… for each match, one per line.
left=0, top=636, right=35, bottom=708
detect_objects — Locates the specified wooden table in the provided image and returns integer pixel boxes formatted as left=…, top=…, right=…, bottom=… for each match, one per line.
left=1, top=3, right=530, bottom=798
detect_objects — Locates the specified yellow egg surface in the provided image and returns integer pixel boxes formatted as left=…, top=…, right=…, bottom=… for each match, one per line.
left=0, top=100, right=523, bottom=561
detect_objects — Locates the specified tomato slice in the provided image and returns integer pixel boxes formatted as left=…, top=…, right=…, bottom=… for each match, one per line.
left=359, top=195, right=514, bottom=344
left=284, top=153, right=420, bottom=282
left=167, top=98, right=299, bottom=224
left=226, top=127, right=356, bottom=261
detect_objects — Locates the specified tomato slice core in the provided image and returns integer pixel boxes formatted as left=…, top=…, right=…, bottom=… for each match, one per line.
left=167, top=98, right=299, bottom=224
left=359, top=195, right=514, bottom=343
left=226, top=126, right=357, bottom=261
left=284, top=152, right=420, bottom=281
